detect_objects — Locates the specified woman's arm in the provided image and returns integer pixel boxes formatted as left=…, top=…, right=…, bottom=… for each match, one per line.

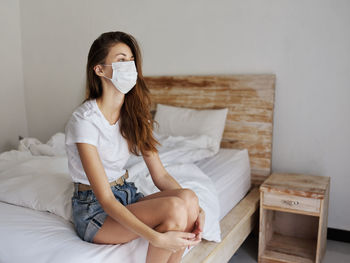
left=142, top=150, right=182, bottom=191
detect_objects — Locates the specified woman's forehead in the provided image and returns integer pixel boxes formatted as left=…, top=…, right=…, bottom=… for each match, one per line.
left=108, top=42, right=133, bottom=57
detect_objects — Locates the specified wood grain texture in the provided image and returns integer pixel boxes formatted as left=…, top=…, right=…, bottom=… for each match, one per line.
left=260, top=173, right=330, bottom=199
left=259, top=173, right=330, bottom=263
left=145, top=74, right=276, bottom=184
left=316, top=182, right=330, bottom=263
left=262, top=192, right=321, bottom=215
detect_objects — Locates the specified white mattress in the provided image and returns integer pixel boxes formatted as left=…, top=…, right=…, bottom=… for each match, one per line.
left=195, top=148, right=251, bottom=220
left=0, top=148, right=250, bottom=263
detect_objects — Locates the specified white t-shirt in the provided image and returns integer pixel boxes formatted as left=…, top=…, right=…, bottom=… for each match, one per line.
left=64, top=98, right=131, bottom=185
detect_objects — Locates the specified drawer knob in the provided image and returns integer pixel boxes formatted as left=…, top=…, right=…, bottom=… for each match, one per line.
left=282, top=200, right=299, bottom=206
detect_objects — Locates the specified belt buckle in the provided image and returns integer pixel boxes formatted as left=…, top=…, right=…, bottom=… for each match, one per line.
left=121, top=175, right=126, bottom=184
left=121, top=170, right=128, bottom=183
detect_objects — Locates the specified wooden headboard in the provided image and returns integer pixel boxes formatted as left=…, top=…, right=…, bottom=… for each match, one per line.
left=144, top=74, right=276, bottom=185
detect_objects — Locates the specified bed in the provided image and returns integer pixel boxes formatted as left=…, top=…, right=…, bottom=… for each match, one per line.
left=145, top=74, right=276, bottom=262
left=0, top=74, right=275, bottom=263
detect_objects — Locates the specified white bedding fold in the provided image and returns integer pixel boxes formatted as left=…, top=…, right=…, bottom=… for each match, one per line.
left=125, top=132, right=217, bottom=178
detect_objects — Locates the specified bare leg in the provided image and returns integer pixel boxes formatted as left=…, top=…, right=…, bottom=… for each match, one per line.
left=146, top=215, right=187, bottom=263
left=92, top=196, right=188, bottom=263
left=138, top=189, right=200, bottom=263
left=138, top=188, right=200, bottom=232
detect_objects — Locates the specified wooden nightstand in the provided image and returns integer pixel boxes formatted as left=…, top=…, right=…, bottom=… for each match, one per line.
left=258, top=173, right=330, bottom=263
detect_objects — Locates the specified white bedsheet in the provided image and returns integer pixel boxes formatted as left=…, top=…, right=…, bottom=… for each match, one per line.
left=195, top=148, right=251, bottom=220
left=0, top=201, right=149, bottom=263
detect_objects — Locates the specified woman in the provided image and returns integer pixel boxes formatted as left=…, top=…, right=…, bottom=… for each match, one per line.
left=64, top=31, right=205, bottom=263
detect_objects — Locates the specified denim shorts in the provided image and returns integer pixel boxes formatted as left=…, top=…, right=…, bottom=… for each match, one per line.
left=71, top=180, right=144, bottom=243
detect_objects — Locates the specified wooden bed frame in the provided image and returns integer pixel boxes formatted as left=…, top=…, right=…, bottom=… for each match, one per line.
left=145, top=74, right=276, bottom=263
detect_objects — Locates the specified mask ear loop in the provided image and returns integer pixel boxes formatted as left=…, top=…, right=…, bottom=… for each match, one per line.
left=99, top=64, right=113, bottom=81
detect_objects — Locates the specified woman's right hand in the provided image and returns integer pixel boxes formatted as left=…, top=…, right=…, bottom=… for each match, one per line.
left=151, top=231, right=201, bottom=252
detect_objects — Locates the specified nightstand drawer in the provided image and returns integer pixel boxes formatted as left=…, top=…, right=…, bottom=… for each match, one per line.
left=263, top=192, right=321, bottom=214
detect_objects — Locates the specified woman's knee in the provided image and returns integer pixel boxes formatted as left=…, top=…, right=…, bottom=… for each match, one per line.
left=161, top=197, right=188, bottom=231
left=178, top=189, right=199, bottom=217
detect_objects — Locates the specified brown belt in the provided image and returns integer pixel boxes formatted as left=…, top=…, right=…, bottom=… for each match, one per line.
left=77, top=170, right=129, bottom=192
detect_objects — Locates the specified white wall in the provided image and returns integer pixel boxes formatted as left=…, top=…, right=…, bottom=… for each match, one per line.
left=19, top=0, right=91, bottom=141
left=13, top=0, right=350, bottom=230
left=0, top=0, right=28, bottom=152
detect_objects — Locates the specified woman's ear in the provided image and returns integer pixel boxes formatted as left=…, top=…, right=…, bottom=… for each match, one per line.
left=93, top=65, right=104, bottom=77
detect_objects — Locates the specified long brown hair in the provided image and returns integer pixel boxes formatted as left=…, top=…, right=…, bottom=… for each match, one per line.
left=83, top=31, right=160, bottom=156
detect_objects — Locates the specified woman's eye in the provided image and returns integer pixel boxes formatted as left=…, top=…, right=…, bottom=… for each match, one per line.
left=118, top=58, right=134, bottom=62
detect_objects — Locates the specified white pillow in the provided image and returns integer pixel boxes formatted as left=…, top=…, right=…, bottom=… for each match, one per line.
left=154, top=104, right=228, bottom=153
left=0, top=156, right=73, bottom=222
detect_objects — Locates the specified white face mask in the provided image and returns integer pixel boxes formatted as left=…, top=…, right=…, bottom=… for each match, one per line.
left=102, top=61, right=138, bottom=94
